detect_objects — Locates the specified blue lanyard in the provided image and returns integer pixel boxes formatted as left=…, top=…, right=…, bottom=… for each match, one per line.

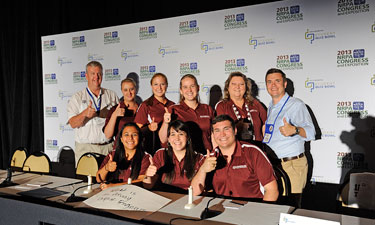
left=266, top=95, right=290, bottom=126
left=86, top=88, right=101, bottom=112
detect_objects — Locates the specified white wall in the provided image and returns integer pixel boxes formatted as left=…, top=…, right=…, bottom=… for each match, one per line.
left=42, top=0, right=375, bottom=184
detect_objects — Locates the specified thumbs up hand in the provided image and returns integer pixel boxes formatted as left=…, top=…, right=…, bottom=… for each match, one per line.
left=201, top=149, right=217, bottom=173
left=163, top=107, right=171, bottom=124
left=86, top=100, right=97, bottom=119
left=105, top=154, right=117, bottom=172
left=148, top=117, right=158, bottom=131
left=145, top=157, right=157, bottom=177
left=114, top=103, right=125, bottom=118
left=279, top=117, right=295, bottom=137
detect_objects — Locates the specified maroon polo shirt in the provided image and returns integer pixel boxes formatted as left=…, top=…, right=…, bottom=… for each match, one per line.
left=169, top=102, right=214, bottom=151
left=153, top=148, right=205, bottom=190
left=103, top=101, right=137, bottom=140
left=134, top=96, right=174, bottom=126
left=212, top=141, right=276, bottom=198
left=100, top=151, right=151, bottom=181
left=215, top=99, right=267, bottom=141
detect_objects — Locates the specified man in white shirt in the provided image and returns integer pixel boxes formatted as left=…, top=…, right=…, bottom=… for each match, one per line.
left=67, top=61, right=119, bottom=164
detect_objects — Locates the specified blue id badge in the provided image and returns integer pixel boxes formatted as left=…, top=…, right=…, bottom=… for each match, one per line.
left=263, top=124, right=274, bottom=143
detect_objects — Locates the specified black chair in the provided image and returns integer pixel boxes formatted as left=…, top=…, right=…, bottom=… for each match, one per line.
left=273, top=165, right=291, bottom=204
left=51, top=146, right=76, bottom=178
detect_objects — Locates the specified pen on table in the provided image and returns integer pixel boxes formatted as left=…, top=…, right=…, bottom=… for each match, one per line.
left=40, top=181, right=53, bottom=186
left=230, top=200, right=245, bottom=206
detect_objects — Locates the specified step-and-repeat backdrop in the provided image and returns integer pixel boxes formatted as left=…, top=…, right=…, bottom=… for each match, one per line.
left=42, top=0, right=375, bottom=184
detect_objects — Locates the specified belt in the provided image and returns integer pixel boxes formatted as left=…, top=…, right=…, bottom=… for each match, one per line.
left=90, top=141, right=113, bottom=146
left=281, top=152, right=305, bottom=162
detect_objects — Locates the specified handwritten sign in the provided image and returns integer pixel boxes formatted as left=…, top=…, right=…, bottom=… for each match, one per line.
left=83, top=184, right=171, bottom=211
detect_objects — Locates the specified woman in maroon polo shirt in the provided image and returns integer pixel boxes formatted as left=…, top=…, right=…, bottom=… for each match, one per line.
left=159, top=74, right=214, bottom=154
left=97, top=122, right=151, bottom=190
left=134, top=73, right=174, bottom=155
left=103, top=78, right=138, bottom=143
left=143, top=120, right=204, bottom=191
left=215, top=72, right=267, bottom=145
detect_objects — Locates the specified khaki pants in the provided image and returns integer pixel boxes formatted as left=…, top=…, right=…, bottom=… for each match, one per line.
left=281, top=155, right=308, bottom=194
left=74, top=142, right=113, bottom=166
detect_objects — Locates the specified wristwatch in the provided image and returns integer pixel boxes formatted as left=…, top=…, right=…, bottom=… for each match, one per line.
left=294, top=126, right=300, bottom=136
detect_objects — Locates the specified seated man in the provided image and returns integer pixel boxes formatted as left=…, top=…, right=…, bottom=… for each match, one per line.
left=192, top=115, right=278, bottom=201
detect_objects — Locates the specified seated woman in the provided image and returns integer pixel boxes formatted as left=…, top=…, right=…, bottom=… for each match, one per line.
left=96, top=122, right=151, bottom=190
left=143, top=120, right=204, bottom=191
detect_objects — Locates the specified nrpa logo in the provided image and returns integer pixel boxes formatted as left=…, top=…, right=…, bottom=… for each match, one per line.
left=290, top=54, right=300, bottom=62
left=290, top=5, right=300, bottom=14
left=353, top=49, right=365, bottom=58
left=353, top=101, right=364, bottom=110
left=189, top=20, right=197, bottom=28
left=354, top=0, right=366, bottom=5
left=190, top=62, right=197, bottom=70
left=148, top=26, right=155, bottom=33
left=237, top=59, right=245, bottom=66
left=236, top=13, right=245, bottom=21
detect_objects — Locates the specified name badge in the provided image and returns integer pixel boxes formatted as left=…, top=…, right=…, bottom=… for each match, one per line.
left=263, top=124, right=274, bottom=144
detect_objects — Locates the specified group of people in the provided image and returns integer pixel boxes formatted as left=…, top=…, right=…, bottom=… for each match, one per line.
left=67, top=61, right=315, bottom=206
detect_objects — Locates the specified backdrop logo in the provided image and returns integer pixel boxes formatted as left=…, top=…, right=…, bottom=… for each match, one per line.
left=249, top=35, right=275, bottom=49
left=224, top=59, right=248, bottom=74
left=305, top=78, right=335, bottom=92
left=200, top=41, right=224, bottom=54
left=121, top=49, right=139, bottom=61
left=105, top=68, right=120, bottom=81
left=337, top=101, right=368, bottom=118
left=372, top=23, right=375, bottom=32
left=337, top=0, right=369, bottom=16
left=73, top=71, right=86, bottom=83
left=180, top=62, right=200, bottom=76
left=104, top=31, right=120, bottom=44
left=321, top=129, right=336, bottom=138
left=139, top=26, right=157, bottom=40
left=179, top=20, right=199, bottom=35
left=304, top=29, right=336, bottom=44
left=58, top=90, right=72, bottom=100
left=276, top=54, right=303, bottom=70
left=45, top=73, right=57, bottom=84
left=46, top=139, right=59, bottom=151
left=337, top=152, right=367, bottom=169
left=43, top=40, right=56, bottom=51
left=57, top=56, right=72, bottom=66
left=158, top=45, right=179, bottom=57
left=371, top=74, right=375, bottom=85
left=88, top=53, right=104, bottom=61
left=276, top=5, right=303, bottom=23
left=72, top=36, right=86, bottom=48
left=224, top=13, right=247, bottom=30
left=45, top=106, right=58, bottom=117
left=59, top=123, right=73, bottom=134
left=140, top=65, right=156, bottom=79
left=337, top=49, right=368, bottom=67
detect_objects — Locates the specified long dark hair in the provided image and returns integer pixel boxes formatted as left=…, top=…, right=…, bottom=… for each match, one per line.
left=162, top=120, right=198, bottom=184
left=109, top=122, right=144, bottom=181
